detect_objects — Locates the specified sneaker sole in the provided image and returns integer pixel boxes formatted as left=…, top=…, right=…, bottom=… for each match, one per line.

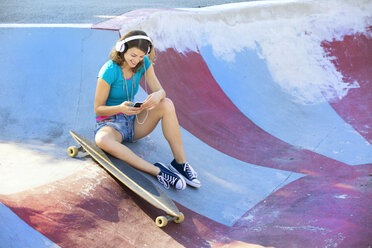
left=169, top=164, right=201, bottom=188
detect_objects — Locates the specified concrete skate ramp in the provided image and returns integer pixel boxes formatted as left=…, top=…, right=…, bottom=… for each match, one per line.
left=1, top=0, right=372, bottom=247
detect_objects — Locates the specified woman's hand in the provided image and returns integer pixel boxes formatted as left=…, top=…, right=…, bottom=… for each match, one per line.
left=119, top=101, right=143, bottom=116
left=142, top=90, right=165, bottom=110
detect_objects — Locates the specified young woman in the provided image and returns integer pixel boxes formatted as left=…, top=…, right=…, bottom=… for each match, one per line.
left=94, top=30, right=201, bottom=190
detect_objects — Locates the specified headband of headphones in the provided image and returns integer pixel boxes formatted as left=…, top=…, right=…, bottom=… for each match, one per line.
left=115, top=35, right=153, bottom=54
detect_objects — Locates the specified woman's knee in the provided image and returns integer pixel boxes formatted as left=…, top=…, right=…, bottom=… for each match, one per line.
left=95, top=132, right=110, bottom=150
left=158, top=98, right=175, bottom=114
left=95, top=128, right=121, bottom=150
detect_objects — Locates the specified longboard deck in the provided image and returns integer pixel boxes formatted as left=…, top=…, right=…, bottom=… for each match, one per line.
left=68, top=130, right=182, bottom=226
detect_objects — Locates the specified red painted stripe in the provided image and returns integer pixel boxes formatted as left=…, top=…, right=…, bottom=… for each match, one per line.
left=322, top=31, right=372, bottom=144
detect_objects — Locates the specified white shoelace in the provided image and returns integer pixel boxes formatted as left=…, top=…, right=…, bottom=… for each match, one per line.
left=184, top=162, right=197, bottom=179
left=157, top=173, right=178, bottom=189
left=157, top=175, right=169, bottom=189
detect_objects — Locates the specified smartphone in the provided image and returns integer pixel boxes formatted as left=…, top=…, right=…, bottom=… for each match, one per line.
left=133, top=102, right=143, bottom=108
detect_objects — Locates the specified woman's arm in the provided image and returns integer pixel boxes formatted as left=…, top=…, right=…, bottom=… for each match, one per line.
left=141, top=64, right=166, bottom=110
left=94, top=78, right=141, bottom=116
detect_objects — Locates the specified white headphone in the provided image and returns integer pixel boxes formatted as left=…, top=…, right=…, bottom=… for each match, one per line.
left=115, top=35, right=153, bottom=54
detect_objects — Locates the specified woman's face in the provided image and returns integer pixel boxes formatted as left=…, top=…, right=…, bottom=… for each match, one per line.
left=124, top=47, right=145, bottom=68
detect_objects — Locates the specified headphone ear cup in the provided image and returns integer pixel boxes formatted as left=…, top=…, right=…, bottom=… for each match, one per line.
left=147, top=43, right=152, bottom=55
left=115, top=40, right=126, bottom=53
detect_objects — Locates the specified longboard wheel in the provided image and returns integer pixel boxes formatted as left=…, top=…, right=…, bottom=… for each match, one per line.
left=174, top=212, right=184, bottom=224
left=67, top=146, right=79, bottom=157
left=155, top=216, right=168, bottom=227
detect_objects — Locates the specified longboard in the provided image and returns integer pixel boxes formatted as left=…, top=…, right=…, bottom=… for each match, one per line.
left=68, top=130, right=184, bottom=227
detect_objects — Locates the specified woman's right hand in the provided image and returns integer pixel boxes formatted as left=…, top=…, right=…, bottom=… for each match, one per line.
left=119, top=101, right=143, bottom=116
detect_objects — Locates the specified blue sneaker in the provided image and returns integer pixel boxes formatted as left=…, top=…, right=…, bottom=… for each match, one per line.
left=169, top=159, right=201, bottom=188
left=154, top=162, right=186, bottom=190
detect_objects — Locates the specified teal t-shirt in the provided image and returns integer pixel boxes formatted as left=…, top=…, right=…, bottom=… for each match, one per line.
left=98, top=56, right=151, bottom=106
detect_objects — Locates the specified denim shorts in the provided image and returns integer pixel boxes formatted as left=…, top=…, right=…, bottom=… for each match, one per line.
left=95, top=114, right=135, bottom=142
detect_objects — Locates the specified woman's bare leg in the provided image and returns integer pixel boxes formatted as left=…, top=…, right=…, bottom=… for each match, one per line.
left=95, top=126, right=160, bottom=176
left=134, top=98, right=186, bottom=164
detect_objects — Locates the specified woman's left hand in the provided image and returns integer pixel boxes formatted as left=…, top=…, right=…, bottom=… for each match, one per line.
left=142, top=90, right=164, bottom=110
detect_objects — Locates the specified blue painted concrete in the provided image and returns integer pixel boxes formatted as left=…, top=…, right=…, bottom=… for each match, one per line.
left=0, top=203, right=60, bottom=248
left=0, top=27, right=118, bottom=145
left=199, top=45, right=372, bottom=165
left=128, top=88, right=304, bottom=226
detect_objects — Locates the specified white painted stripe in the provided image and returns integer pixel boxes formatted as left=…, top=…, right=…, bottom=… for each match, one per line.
left=0, top=23, right=92, bottom=28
